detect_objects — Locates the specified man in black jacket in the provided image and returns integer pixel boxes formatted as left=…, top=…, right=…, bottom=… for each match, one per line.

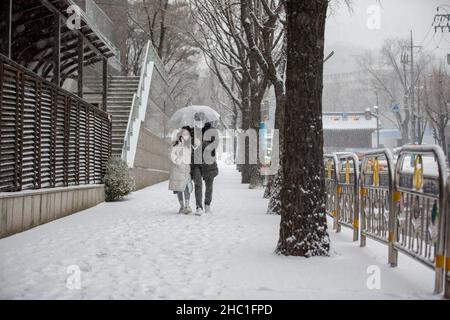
left=191, top=113, right=219, bottom=215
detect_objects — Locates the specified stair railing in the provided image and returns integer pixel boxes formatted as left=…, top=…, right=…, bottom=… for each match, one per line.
left=121, top=41, right=155, bottom=167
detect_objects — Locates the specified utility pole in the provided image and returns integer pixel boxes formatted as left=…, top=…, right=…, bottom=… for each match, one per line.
left=402, top=30, right=422, bottom=144
left=374, top=90, right=380, bottom=148
left=410, top=30, right=416, bottom=143
left=374, top=105, right=380, bottom=148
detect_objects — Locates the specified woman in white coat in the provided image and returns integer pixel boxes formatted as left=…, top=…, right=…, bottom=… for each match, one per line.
left=169, top=127, right=193, bottom=214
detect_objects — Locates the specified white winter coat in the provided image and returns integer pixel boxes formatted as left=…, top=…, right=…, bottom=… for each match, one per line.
left=169, top=143, right=193, bottom=192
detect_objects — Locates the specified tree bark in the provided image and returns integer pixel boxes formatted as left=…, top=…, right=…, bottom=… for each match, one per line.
left=276, top=0, right=330, bottom=257
left=265, top=84, right=286, bottom=213
left=240, top=75, right=252, bottom=184
left=440, top=126, right=447, bottom=156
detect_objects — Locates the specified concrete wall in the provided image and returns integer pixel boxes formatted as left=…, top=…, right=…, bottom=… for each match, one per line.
left=0, top=185, right=105, bottom=239
left=131, top=127, right=170, bottom=190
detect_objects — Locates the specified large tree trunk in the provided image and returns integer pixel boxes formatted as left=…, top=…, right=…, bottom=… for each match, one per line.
left=276, top=0, right=330, bottom=257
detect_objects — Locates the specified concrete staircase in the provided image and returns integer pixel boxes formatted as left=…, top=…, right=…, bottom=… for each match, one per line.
left=83, top=76, right=140, bottom=157
left=106, top=76, right=140, bottom=157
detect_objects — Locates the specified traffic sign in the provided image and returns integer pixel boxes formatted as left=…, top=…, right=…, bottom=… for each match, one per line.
left=391, top=104, right=400, bottom=113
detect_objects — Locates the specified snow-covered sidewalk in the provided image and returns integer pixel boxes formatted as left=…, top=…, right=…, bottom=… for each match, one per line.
left=0, top=165, right=439, bottom=299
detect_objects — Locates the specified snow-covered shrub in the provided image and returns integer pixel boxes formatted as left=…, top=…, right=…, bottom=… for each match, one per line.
left=104, top=157, right=135, bottom=202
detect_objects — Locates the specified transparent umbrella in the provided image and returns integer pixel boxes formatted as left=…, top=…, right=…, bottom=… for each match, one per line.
left=167, top=105, right=220, bottom=128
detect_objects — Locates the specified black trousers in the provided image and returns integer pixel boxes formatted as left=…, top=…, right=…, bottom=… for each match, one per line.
left=192, top=166, right=214, bottom=208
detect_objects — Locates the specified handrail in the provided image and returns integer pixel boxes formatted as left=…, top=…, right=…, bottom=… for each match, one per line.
left=121, top=41, right=154, bottom=167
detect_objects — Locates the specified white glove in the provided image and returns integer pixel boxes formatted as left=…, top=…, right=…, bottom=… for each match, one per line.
left=193, top=138, right=201, bottom=149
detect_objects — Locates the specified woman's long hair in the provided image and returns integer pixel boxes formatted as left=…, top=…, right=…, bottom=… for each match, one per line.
left=173, top=126, right=191, bottom=147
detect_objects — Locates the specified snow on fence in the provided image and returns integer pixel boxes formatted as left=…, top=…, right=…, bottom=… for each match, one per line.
left=359, top=149, right=397, bottom=267
left=0, top=54, right=112, bottom=192
left=336, top=153, right=360, bottom=241
left=324, top=154, right=339, bottom=230
left=395, top=146, right=447, bottom=295
left=324, top=145, right=450, bottom=298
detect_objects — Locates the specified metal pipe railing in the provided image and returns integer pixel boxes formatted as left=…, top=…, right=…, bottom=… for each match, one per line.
left=323, top=145, right=450, bottom=299
left=324, top=154, right=339, bottom=230
left=394, top=145, right=447, bottom=294
left=336, top=152, right=360, bottom=240
left=359, top=148, right=397, bottom=266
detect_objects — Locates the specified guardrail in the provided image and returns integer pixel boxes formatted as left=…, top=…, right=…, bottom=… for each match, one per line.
left=336, top=153, right=359, bottom=241
left=394, top=145, right=447, bottom=294
left=84, top=0, right=120, bottom=60
left=360, top=149, right=397, bottom=266
left=324, top=145, right=450, bottom=298
left=324, top=154, right=339, bottom=230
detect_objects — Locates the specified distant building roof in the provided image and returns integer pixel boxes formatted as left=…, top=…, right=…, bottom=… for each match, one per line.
left=323, top=112, right=378, bottom=131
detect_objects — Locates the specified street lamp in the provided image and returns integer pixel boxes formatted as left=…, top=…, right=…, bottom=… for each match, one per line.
left=374, top=105, right=380, bottom=148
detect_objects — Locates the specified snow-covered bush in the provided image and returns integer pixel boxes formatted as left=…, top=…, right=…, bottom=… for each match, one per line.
left=104, top=157, right=135, bottom=202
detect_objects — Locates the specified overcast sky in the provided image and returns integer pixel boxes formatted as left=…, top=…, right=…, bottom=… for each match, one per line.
left=324, top=0, right=450, bottom=73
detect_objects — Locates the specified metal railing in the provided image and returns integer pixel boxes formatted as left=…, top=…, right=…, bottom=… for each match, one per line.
left=324, top=145, right=450, bottom=298
left=84, top=0, right=120, bottom=59
left=360, top=149, right=397, bottom=266
left=336, top=153, right=359, bottom=241
left=121, top=41, right=152, bottom=167
left=324, top=154, right=339, bottom=230
left=0, top=54, right=112, bottom=192
left=394, top=145, right=447, bottom=294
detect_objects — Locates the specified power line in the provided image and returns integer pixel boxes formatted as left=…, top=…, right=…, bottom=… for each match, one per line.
left=418, top=22, right=434, bottom=47
left=432, top=32, right=445, bottom=49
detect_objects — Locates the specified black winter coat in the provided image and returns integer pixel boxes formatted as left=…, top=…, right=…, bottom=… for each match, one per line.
left=190, top=124, right=219, bottom=179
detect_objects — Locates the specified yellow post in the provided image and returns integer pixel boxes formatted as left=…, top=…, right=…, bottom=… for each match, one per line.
left=373, top=158, right=379, bottom=186
left=413, top=155, right=423, bottom=191
left=345, top=160, right=350, bottom=184
left=327, top=159, right=332, bottom=179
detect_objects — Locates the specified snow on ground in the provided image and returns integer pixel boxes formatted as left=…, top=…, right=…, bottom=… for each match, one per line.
left=0, top=165, right=440, bottom=300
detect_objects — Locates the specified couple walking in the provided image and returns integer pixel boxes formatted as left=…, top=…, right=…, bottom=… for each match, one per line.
left=169, top=116, right=219, bottom=216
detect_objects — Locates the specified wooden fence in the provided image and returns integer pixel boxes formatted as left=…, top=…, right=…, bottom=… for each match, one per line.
left=0, top=54, right=112, bottom=192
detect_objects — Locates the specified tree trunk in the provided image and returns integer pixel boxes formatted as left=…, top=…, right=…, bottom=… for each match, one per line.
left=440, top=126, right=447, bottom=157
left=263, top=178, right=273, bottom=199
left=276, top=0, right=330, bottom=257
left=266, top=79, right=286, bottom=213
left=267, top=162, right=282, bottom=214
left=240, top=77, right=252, bottom=184
left=248, top=87, right=264, bottom=188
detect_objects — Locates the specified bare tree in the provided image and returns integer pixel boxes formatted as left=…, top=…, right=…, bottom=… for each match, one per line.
left=192, top=69, right=238, bottom=129
left=190, top=0, right=267, bottom=184
left=422, top=66, right=450, bottom=155
left=127, top=0, right=201, bottom=106
left=239, top=0, right=287, bottom=206
left=358, top=38, right=432, bottom=145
